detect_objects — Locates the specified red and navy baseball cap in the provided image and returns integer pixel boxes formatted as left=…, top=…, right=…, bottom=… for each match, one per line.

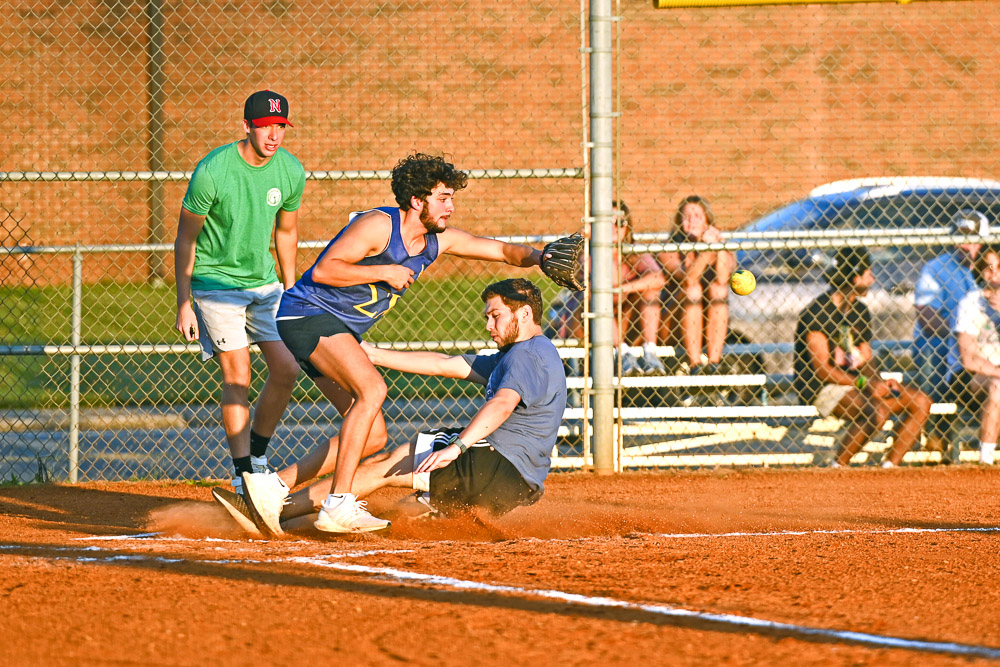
left=243, top=90, right=293, bottom=127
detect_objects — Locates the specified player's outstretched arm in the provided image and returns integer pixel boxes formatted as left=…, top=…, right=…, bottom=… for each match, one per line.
left=416, top=388, right=521, bottom=473
left=311, top=211, right=415, bottom=290
left=362, top=342, right=483, bottom=382
left=438, top=227, right=542, bottom=267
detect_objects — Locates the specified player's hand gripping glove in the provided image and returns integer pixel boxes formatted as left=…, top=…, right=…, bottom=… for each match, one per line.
left=541, top=233, right=586, bottom=291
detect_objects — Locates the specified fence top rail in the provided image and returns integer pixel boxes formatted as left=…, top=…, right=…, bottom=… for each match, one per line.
left=1, top=234, right=568, bottom=255
left=4, top=231, right=991, bottom=256
left=632, top=227, right=956, bottom=242
left=0, top=167, right=584, bottom=183
left=627, top=232, right=997, bottom=254
left=0, top=338, right=907, bottom=358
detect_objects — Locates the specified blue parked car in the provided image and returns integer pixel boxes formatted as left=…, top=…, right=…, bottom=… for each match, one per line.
left=734, top=177, right=1000, bottom=291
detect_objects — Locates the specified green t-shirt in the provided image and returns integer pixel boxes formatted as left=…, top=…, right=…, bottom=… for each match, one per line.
left=182, top=142, right=306, bottom=290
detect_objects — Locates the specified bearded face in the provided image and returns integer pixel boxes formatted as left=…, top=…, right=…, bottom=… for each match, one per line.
left=419, top=203, right=446, bottom=233
left=496, top=316, right=520, bottom=348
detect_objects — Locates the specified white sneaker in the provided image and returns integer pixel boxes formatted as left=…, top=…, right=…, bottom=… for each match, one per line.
left=250, top=455, right=270, bottom=474
left=980, top=444, right=996, bottom=465
left=314, top=493, right=391, bottom=533
left=881, top=460, right=895, bottom=469
left=241, top=471, right=289, bottom=538
left=620, top=351, right=641, bottom=377
left=638, top=351, right=667, bottom=376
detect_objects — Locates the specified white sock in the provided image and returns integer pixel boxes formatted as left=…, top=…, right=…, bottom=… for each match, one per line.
left=643, top=342, right=657, bottom=356
left=980, top=442, right=996, bottom=464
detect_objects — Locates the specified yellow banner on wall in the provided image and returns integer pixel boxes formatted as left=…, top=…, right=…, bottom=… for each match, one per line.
left=653, top=0, right=964, bottom=7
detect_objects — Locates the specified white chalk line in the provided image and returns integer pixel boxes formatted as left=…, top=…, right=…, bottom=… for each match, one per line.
left=290, top=556, right=1000, bottom=660
left=651, top=526, right=1000, bottom=539
left=70, top=525, right=1000, bottom=546
left=3, top=538, right=1000, bottom=660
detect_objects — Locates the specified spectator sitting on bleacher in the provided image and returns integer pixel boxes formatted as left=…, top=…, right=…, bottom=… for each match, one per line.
left=544, top=200, right=666, bottom=376
left=950, top=244, right=1000, bottom=465
left=794, top=246, right=931, bottom=468
left=658, top=195, right=734, bottom=374
left=912, top=209, right=988, bottom=397
left=613, top=201, right=667, bottom=375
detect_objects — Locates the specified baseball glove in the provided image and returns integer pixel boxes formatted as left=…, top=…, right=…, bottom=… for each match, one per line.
left=541, top=233, right=586, bottom=291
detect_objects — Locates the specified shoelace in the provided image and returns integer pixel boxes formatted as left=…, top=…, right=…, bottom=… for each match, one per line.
left=353, top=499, right=374, bottom=517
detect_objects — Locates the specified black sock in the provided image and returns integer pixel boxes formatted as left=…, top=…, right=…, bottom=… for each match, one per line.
left=233, top=456, right=253, bottom=476
left=249, top=430, right=271, bottom=458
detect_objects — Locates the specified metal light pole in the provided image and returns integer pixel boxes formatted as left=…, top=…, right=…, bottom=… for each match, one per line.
left=589, top=0, right=616, bottom=474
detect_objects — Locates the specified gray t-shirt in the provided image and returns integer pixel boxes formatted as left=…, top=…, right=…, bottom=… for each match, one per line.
left=462, top=334, right=567, bottom=498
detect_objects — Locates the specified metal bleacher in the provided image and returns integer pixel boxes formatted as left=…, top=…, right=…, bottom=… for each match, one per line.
left=384, top=337, right=972, bottom=469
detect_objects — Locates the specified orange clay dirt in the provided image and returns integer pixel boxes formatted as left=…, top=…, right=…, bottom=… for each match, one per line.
left=2, top=466, right=1000, bottom=666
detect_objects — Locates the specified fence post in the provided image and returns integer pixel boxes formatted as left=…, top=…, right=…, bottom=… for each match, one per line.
left=589, top=0, right=616, bottom=474
left=145, top=0, right=167, bottom=283
left=69, top=245, right=82, bottom=483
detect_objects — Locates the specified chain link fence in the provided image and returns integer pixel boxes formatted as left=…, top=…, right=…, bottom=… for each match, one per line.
left=3, top=0, right=1000, bottom=481
left=588, top=0, right=1000, bottom=468
left=1, top=0, right=586, bottom=482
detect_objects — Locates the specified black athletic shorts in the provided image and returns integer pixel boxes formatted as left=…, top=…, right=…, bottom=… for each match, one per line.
left=427, top=433, right=538, bottom=517
left=277, top=312, right=359, bottom=378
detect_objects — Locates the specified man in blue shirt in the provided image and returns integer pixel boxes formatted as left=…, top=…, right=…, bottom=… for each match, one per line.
left=913, top=209, right=989, bottom=396
left=269, top=278, right=567, bottom=532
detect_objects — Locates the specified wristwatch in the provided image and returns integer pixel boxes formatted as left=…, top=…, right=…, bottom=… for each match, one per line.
left=450, top=433, right=469, bottom=454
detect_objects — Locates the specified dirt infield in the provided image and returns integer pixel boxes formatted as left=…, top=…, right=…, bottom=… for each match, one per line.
left=3, top=467, right=1000, bottom=666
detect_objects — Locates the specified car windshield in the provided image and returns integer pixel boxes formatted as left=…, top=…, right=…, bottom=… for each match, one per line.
left=735, top=185, right=1000, bottom=288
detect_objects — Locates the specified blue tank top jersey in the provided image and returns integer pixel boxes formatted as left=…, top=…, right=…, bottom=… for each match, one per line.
left=278, top=207, right=440, bottom=334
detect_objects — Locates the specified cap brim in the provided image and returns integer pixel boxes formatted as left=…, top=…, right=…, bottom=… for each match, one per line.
left=249, top=116, right=293, bottom=128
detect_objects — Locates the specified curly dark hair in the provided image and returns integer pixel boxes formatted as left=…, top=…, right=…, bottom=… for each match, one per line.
left=481, top=278, right=543, bottom=325
left=390, top=153, right=469, bottom=210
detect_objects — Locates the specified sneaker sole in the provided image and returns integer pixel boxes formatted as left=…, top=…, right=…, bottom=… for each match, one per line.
left=211, top=488, right=262, bottom=538
left=314, top=514, right=391, bottom=534
left=240, top=472, right=284, bottom=538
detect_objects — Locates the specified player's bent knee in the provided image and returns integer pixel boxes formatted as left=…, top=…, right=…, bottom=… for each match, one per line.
left=356, top=377, right=388, bottom=406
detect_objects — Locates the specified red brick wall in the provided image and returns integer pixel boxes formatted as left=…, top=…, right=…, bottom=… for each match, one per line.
left=2, top=0, right=997, bottom=282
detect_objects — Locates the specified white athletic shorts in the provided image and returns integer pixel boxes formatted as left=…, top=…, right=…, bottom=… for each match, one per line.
left=813, top=384, right=854, bottom=418
left=191, top=282, right=284, bottom=361
left=411, top=429, right=489, bottom=493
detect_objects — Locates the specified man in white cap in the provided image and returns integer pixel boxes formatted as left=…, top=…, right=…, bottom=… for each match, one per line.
left=912, top=209, right=989, bottom=452
left=913, top=210, right=989, bottom=391
left=951, top=244, right=1000, bottom=464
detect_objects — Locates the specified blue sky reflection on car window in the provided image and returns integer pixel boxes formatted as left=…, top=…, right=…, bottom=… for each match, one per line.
left=735, top=178, right=1000, bottom=289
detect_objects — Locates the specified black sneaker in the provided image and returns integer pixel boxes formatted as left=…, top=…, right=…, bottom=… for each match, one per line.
left=212, top=487, right=262, bottom=538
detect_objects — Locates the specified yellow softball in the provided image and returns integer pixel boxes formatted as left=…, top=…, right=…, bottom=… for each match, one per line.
left=730, top=269, right=756, bottom=296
